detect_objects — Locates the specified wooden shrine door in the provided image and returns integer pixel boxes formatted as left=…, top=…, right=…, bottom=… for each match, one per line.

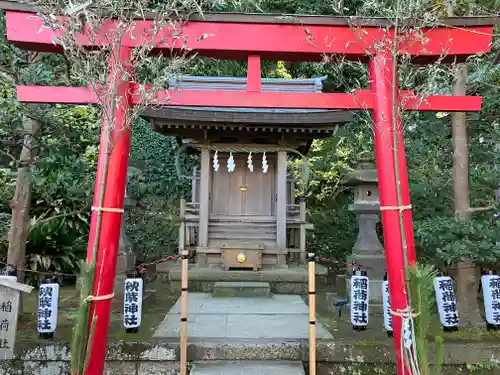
left=211, top=153, right=275, bottom=217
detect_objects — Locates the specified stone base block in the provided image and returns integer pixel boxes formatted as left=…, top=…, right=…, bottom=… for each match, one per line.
left=191, top=361, right=305, bottom=375
left=212, top=282, right=271, bottom=298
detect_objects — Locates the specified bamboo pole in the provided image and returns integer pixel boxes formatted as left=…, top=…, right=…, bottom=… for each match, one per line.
left=300, top=200, right=307, bottom=264
left=180, top=249, right=189, bottom=375
left=308, top=252, right=316, bottom=375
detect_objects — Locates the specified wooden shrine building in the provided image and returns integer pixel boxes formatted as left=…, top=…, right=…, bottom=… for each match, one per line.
left=143, top=75, right=353, bottom=270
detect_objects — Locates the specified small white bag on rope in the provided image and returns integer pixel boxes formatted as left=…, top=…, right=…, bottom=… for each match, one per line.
left=124, top=277, right=143, bottom=331
left=37, top=281, right=60, bottom=336
left=433, top=275, right=459, bottom=330
left=382, top=278, right=393, bottom=336
left=350, top=270, right=369, bottom=330
left=481, top=273, right=500, bottom=328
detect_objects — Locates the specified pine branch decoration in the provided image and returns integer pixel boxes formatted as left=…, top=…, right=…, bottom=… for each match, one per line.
left=70, top=258, right=96, bottom=375
left=408, top=264, right=444, bottom=375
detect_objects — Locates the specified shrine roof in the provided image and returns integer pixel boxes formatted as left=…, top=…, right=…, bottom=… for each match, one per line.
left=1, top=1, right=498, bottom=27
left=143, top=75, right=354, bottom=131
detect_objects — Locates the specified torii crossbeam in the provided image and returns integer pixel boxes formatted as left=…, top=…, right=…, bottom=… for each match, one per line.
left=1, top=4, right=496, bottom=375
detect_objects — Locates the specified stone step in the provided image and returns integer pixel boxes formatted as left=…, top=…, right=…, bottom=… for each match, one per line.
left=212, top=281, right=271, bottom=298
left=190, top=360, right=305, bottom=375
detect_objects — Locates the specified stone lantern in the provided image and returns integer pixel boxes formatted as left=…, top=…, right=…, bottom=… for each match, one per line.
left=344, top=155, right=385, bottom=302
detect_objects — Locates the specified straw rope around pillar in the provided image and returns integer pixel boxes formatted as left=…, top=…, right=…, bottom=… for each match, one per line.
left=308, top=252, right=316, bottom=375
left=180, top=250, right=189, bottom=375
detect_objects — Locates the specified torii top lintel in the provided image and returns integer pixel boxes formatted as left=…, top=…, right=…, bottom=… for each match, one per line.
left=2, top=8, right=496, bottom=62
left=1, top=4, right=497, bottom=111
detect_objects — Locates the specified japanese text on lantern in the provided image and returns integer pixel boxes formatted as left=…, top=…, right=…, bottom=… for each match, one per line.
left=350, top=275, right=369, bottom=326
left=382, top=280, right=392, bottom=332
left=123, top=278, right=143, bottom=329
left=433, top=276, right=459, bottom=327
left=37, top=283, right=59, bottom=334
left=482, top=274, right=500, bottom=325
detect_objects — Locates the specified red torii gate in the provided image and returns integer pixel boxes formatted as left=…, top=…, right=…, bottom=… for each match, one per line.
left=2, top=6, right=496, bottom=375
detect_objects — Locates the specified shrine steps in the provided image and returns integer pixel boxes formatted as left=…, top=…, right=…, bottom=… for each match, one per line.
left=190, top=360, right=305, bottom=375
left=207, top=220, right=277, bottom=249
left=167, top=264, right=329, bottom=295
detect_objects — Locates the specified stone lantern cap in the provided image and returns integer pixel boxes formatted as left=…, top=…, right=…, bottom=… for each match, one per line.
left=344, top=154, right=380, bottom=214
left=343, top=154, right=378, bottom=187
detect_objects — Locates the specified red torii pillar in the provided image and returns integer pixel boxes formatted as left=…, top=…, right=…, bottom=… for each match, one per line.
left=370, top=50, right=415, bottom=374
left=84, top=46, right=134, bottom=375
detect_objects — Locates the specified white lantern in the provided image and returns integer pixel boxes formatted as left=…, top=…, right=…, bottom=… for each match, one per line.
left=481, top=274, right=500, bottom=327
left=37, top=282, right=60, bottom=335
left=350, top=271, right=369, bottom=330
left=123, top=278, right=143, bottom=331
left=382, top=279, right=392, bottom=335
left=433, top=276, right=459, bottom=330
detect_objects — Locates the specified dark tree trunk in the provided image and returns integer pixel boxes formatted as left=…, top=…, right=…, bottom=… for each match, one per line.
left=451, top=66, right=482, bottom=326
left=7, top=115, right=41, bottom=312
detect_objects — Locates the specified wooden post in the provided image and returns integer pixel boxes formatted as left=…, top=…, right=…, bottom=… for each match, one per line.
left=179, top=199, right=186, bottom=258
left=180, top=250, right=189, bottom=375
left=199, top=149, right=210, bottom=248
left=299, top=199, right=307, bottom=264
left=0, top=276, right=33, bottom=359
left=191, top=166, right=198, bottom=203
left=307, top=253, right=316, bottom=375
left=276, top=151, right=287, bottom=265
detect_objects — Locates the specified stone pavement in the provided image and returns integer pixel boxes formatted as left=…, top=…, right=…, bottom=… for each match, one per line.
left=191, top=360, right=305, bottom=375
left=153, top=293, right=333, bottom=340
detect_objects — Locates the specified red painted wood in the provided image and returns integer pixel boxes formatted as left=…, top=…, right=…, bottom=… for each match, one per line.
left=15, top=85, right=483, bottom=111
left=5, top=11, right=494, bottom=60
left=246, top=55, right=262, bottom=92
left=84, top=46, right=133, bottom=375
left=369, top=52, right=413, bottom=375
left=16, top=86, right=99, bottom=104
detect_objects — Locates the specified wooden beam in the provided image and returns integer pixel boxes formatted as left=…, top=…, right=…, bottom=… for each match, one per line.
left=276, top=151, right=287, bottom=253
left=5, top=11, right=494, bottom=60
left=16, top=85, right=483, bottom=112
left=198, top=149, right=210, bottom=248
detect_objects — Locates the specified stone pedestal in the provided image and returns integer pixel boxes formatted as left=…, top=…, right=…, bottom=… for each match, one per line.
left=344, top=157, right=386, bottom=302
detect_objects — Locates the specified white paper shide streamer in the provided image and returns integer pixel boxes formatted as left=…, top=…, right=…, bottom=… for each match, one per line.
left=262, top=152, right=268, bottom=173
left=350, top=274, right=369, bottom=328
left=213, top=150, right=219, bottom=172
left=382, top=280, right=392, bottom=333
left=37, top=283, right=60, bottom=334
left=481, top=274, right=500, bottom=326
left=433, top=276, right=459, bottom=328
left=247, top=152, right=254, bottom=172
left=124, top=278, right=143, bottom=329
left=227, top=152, right=235, bottom=173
